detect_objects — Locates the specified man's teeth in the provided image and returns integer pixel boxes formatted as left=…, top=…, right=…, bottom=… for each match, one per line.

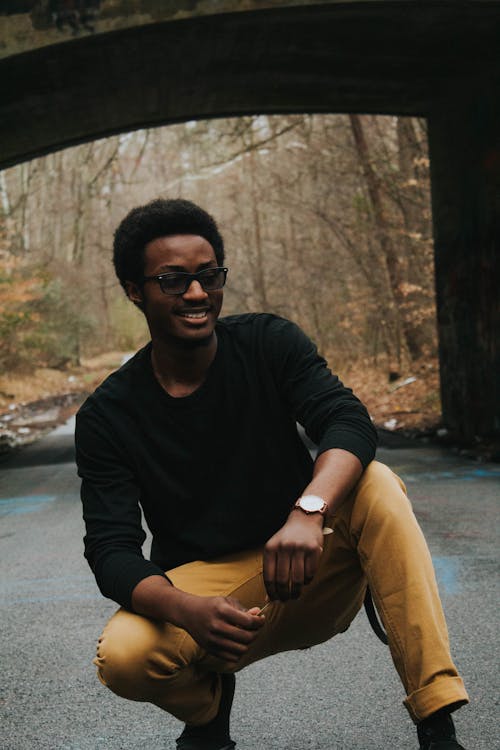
left=180, top=311, right=207, bottom=319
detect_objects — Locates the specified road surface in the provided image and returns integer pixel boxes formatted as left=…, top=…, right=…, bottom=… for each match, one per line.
left=1, top=419, right=498, bottom=749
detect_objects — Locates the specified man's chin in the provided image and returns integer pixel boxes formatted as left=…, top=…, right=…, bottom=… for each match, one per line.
left=172, top=331, right=215, bottom=350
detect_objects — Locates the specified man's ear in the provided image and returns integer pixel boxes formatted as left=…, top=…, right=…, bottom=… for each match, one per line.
left=124, top=281, right=143, bottom=305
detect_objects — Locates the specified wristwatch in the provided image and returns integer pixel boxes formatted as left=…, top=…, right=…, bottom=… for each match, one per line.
left=293, top=494, right=328, bottom=516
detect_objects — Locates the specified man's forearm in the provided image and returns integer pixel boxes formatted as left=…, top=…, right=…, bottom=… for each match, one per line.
left=131, top=574, right=193, bottom=626
left=296, top=447, right=364, bottom=518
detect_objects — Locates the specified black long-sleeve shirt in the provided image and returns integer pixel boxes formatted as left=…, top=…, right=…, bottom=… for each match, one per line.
left=76, top=313, right=377, bottom=610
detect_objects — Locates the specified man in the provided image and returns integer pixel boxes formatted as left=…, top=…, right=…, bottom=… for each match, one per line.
left=76, top=198, right=469, bottom=750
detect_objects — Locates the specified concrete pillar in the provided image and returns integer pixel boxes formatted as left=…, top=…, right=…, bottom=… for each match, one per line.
left=427, top=78, right=500, bottom=441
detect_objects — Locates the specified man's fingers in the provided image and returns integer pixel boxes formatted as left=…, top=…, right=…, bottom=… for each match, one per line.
left=216, top=651, right=242, bottom=664
left=211, top=638, right=249, bottom=662
left=304, top=545, right=322, bottom=584
left=204, top=617, right=263, bottom=662
left=247, top=606, right=262, bottom=616
left=265, top=547, right=306, bottom=601
left=290, top=551, right=306, bottom=599
left=213, top=621, right=261, bottom=647
left=222, top=600, right=265, bottom=631
left=264, top=530, right=324, bottom=601
left=263, top=548, right=277, bottom=600
left=275, top=549, right=292, bottom=600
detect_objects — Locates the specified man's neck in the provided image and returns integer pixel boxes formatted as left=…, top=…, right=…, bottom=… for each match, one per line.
left=151, top=333, right=217, bottom=398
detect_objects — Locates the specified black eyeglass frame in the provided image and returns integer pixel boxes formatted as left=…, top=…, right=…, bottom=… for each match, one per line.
left=141, top=267, right=228, bottom=295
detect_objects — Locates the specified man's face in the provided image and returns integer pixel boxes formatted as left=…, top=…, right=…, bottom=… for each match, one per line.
left=127, top=234, right=224, bottom=346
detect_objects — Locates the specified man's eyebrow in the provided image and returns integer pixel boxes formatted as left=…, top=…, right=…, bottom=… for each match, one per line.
left=156, top=262, right=216, bottom=273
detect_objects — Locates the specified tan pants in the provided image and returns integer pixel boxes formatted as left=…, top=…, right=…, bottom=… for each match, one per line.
left=94, top=462, right=468, bottom=725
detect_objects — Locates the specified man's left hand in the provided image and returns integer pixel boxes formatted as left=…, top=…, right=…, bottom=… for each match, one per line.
left=263, top=511, right=325, bottom=601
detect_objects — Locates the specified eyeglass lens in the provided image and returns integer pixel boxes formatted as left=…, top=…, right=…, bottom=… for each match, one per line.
left=159, top=268, right=226, bottom=294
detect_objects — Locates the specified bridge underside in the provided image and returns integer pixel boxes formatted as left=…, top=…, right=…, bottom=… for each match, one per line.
left=1, top=2, right=499, bottom=441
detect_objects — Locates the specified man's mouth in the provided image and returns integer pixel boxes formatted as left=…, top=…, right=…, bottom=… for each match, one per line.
left=176, top=308, right=210, bottom=320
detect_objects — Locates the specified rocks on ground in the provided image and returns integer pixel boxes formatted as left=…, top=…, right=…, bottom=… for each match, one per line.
left=0, top=392, right=87, bottom=456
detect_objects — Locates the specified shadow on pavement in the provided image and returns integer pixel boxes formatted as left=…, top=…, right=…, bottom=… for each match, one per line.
left=0, top=432, right=75, bottom=469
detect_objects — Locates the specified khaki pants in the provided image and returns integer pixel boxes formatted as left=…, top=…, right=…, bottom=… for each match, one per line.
left=94, top=462, right=468, bottom=725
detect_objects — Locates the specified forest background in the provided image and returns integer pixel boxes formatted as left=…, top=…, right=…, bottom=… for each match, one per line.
left=0, top=114, right=441, bottom=446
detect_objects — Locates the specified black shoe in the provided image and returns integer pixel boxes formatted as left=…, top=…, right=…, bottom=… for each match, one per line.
left=417, top=709, right=466, bottom=750
left=176, top=742, right=234, bottom=750
left=176, top=673, right=236, bottom=750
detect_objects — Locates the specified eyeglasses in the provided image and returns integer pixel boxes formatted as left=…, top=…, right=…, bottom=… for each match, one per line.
left=142, top=267, right=228, bottom=295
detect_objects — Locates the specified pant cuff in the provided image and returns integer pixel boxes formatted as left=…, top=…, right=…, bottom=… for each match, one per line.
left=404, top=676, right=469, bottom=723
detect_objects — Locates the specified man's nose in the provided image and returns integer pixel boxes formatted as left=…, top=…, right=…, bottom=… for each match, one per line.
left=183, top=279, right=208, bottom=300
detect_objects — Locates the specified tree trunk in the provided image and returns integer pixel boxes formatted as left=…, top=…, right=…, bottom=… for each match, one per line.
left=349, top=114, right=406, bottom=365
left=396, top=117, right=436, bottom=358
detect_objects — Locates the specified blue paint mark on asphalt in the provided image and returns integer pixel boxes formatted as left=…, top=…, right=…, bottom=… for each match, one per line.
left=0, top=574, right=102, bottom=606
left=0, top=574, right=91, bottom=589
left=432, top=556, right=460, bottom=595
left=1, top=593, right=103, bottom=606
left=0, top=494, right=56, bottom=516
left=402, top=467, right=500, bottom=483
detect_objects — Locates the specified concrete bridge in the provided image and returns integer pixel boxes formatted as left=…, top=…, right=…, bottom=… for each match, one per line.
left=1, top=0, right=499, bottom=443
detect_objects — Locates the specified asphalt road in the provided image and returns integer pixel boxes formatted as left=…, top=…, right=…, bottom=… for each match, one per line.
left=1, top=420, right=499, bottom=750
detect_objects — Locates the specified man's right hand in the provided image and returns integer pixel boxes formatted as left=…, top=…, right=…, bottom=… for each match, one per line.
left=178, top=594, right=264, bottom=663
left=131, top=575, right=264, bottom=664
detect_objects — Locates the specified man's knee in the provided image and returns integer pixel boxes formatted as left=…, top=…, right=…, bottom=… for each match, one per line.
left=94, top=608, right=197, bottom=702
left=360, top=460, right=407, bottom=494
left=346, top=460, right=414, bottom=534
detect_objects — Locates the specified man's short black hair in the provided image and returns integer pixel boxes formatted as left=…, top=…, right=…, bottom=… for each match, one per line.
left=113, top=198, right=225, bottom=292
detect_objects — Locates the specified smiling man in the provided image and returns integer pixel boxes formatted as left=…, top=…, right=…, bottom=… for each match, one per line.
left=76, top=198, right=469, bottom=750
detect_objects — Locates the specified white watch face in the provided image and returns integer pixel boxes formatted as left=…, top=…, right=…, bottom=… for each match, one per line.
left=300, top=495, right=325, bottom=512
